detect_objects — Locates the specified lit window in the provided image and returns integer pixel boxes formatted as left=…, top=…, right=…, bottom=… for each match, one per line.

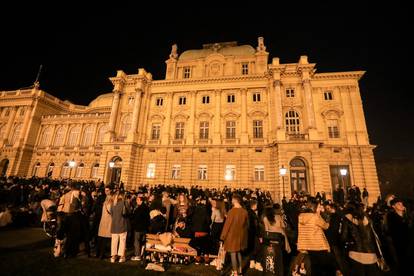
left=328, top=119, right=340, bottom=138
left=286, top=88, right=295, bottom=98
left=156, top=97, right=164, bottom=106
left=175, top=122, right=185, bottom=139
left=183, top=67, right=191, bottom=78
left=198, top=165, right=208, bottom=180
left=67, top=126, right=81, bottom=146
left=226, top=121, right=236, bottom=139
left=285, top=110, right=300, bottom=134
left=202, top=95, right=210, bottom=104
left=241, top=63, right=249, bottom=75
left=254, top=165, right=265, bottom=181
left=253, top=92, right=261, bottom=102
left=227, top=94, right=235, bottom=103
left=253, top=120, right=263, bottom=138
left=224, top=165, right=235, bottom=181
left=91, top=163, right=100, bottom=178
left=81, top=125, right=94, bottom=146
left=199, top=121, right=209, bottom=139
left=146, top=163, right=156, bottom=178
left=179, top=96, right=187, bottom=105
left=324, top=91, right=333, bottom=100
left=171, top=164, right=181, bottom=179
left=151, top=124, right=161, bottom=140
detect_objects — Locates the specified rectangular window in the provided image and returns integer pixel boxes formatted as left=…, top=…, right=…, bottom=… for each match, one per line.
left=128, top=96, right=134, bottom=105
left=226, top=121, right=236, bottom=139
left=254, top=165, right=265, bottom=181
left=227, top=94, right=235, bottom=103
left=20, top=108, right=26, bottom=116
left=198, top=165, right=208, bottom=180
left=175, top=122, right=185, bottom=139
left=241, top=63, right=249, bottom=75
left=328, top=119, right=340, bottom=138
left=324, top=91, right=333, bottom=100
left=156, top=97, right=164, bottom=106
left=286, top=88, right=295, bottom=97
left=91, top=164, right=99, bottom=178
left=252, top=92, right=261, bottom=102
left=199, top=121, right=209, bottom=139
left=183, top=66, right=191, bottom=78
left=146, top=163, right=156, bottom=178
left=151, top=124, right=161, bottom=140
left=224, top=165, right=235, bottom=181
left=171, top=164, right=181, bottom=179
left=253, top=120, right=263, bottom=138
left=202, top=95, right=210, bottom=104
left=179, top=96, right=187, bottom=105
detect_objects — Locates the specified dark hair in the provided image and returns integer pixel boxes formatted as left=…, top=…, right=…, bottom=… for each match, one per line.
left=264, top=206, right=276, bottom=225
left=232, top=194, right=242, bottom=205
left=250, top=199, right=258, bottom=208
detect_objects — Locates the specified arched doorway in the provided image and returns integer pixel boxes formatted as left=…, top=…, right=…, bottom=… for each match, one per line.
left=108, top=156, right=122, bottom=184
left=290, top=157, right=308, bottom=194
left=33, top=162, right=41, bottom=177
left=46, top=162, right=55, bottom=177
left=0, top=159, right=9, bottom=177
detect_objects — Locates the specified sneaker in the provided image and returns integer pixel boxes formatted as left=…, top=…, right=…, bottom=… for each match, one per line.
left=249, top=260, right=256, bottom=269
left=119, top=257, right=126, bottom=263
left=130, top=256, right=141, bottom=261
left=255, top=262, right=263, bottom=272
left=110, top=256, right=116, bottom=263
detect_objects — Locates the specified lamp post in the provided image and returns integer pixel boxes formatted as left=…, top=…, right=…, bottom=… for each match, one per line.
left=280, top=166, right=287, bottom=199
left=68, top=159, right=76, bottom=179
left=340, top=168, right=348, bottom=194
left=109, top=161, right=115, bottom=184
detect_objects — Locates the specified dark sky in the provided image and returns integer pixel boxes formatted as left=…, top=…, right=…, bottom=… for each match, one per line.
left=0, top=2, right=411, bottom=160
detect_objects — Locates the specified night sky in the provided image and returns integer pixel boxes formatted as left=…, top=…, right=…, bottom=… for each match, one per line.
left=1, top=2, right=411, bottom=160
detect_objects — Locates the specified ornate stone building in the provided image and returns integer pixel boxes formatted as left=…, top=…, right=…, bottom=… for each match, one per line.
left=0, top=38, right=380, bottom=201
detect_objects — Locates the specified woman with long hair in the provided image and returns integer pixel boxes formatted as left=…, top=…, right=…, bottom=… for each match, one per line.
left=110, top=191, right=129, bottom=263
left=220, top=194, right=249, bottom=276
left=210, top=198, right=226, bottom=255
left=96, top=189, right=114, bottom=259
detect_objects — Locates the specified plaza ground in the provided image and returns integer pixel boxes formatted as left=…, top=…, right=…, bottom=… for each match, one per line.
left=0, top=227, right=266, bottom=276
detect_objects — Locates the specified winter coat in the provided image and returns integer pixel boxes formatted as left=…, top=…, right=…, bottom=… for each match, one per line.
left=110, top=200, right=128, bottom=234
left=297, top=213, right=330, bottom=252
left=191, top=204, right=211, bottom=233
left=341, top=214, right=377, bottom=254
left=98, top=200, right=112, bottom=238
left=220, top=207, right=249, bottom=252
left=131, top=203, right=150, bottom=232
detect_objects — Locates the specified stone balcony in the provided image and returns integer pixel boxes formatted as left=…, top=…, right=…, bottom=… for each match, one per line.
left=286, top=133, right=309, bottom=141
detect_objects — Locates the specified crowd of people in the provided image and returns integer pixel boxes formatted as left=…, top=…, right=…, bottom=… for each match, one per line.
left=0, top=176, right=413, bottom=276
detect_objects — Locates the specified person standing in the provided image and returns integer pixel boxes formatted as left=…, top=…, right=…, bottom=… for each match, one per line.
left=220, top=194, right=249, bottom=276
left=130, top=195, right=150, bottom=261
left=96, top=189, right=113, bottom=259
left=362, top=188, right=369, bottom=207
left=210, top=197, right=226, bottom=256
left=110, top=192, right=129, bottom=263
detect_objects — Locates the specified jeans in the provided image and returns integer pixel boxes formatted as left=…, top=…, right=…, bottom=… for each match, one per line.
left=134, top=231, right=146, bottom=257
left=111, top=232, right=127, bottom=257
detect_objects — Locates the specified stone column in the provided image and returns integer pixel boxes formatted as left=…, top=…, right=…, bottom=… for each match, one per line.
left=187, top=91, right=196, bottom=144
left=19, top=105, right=34, bottom=145
left=130, top=89, right=142, bottom=135
left=274, top=80, right=283, bottom=129
left=108, top=91, right=121, bottom=135
left=161, top=93, right=173, bottom=145
left=4, top=107, right=17, bottom=143
left=240, top=88, right=248, bottom=144
left=303, top=79, right=316, bottom=128
left=213, top=90, right=221, bottom=144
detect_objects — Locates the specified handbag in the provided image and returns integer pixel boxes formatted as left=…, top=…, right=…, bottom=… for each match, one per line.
left=370, top=223, right=390, bottom=272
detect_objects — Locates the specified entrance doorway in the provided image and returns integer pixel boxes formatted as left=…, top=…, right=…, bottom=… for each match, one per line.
left=0, top=159, right=9, bottom=177
left=290, top=158, right=308, bottom=194
left=330, top=165, right=351, bottom=195
left=108, top=156, right=122, bottom=185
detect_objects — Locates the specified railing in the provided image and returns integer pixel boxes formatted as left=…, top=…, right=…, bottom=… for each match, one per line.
left=286, top=133, right=309, bottom=141
left=196, top=138, right=211, bottom=144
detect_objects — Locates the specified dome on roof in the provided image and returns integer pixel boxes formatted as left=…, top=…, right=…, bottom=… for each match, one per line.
left=179, top=44, right=256, bottom=61
left=88, top=93, right=113, bottom=108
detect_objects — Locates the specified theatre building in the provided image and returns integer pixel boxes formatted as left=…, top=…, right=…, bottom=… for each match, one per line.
left=0, top=38, right=380, bottom=201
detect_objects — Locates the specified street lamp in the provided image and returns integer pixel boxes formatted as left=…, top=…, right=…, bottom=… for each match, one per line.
left=280, top=166, right=287, bottom=198
left=340, top=168, right=348, bottom=192
left=109, top=161, right=115, bottom=168
left=68, top=159, right=76, bottom=179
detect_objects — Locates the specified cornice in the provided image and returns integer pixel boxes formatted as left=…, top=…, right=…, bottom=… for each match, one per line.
left=313, top=71, right=365, bottom=81
left=151, top=75, right=267, bottom=87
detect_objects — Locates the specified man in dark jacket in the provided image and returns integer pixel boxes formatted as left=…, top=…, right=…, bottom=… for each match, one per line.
left=189, top=197, right=211, bottom=263
left=130, top=195, right=150, bottom=261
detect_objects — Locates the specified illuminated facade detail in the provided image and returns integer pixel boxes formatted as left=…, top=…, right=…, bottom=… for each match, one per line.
left=0, top=37, right=380, bottom=201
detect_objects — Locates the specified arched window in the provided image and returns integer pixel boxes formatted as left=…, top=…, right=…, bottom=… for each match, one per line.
left=39, top=126, right=52, bottom=146
left=67, top=126, right=81, bottom=146
left=61, top=162, right=70, bottom=178
left=91, top=163, right=100, bottom=178
left=53, top=127, right=66, bottom=147
left=33, top=162, right=40, bottom=176
left=81, top=125, right=94, bottom=146
left=285, top=110, right=300, bottom=134
left=75, top=163, right=84, bottom=178
left=10, top=123, right=22, bottom=145
left=96, top=124, right=108, bottom=144
left=46, top=162, right=55, bottom=177
left=289, top=157, right=308, bottom=193
left=120, top=114, right=131, bottom=137
left=290, top=158, right=306, bottom=167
